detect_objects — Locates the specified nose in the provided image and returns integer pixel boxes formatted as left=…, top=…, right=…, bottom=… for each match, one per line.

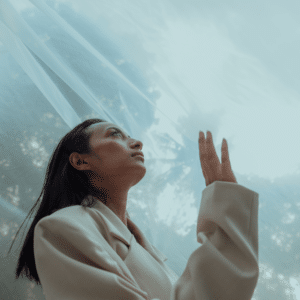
left=131, top=139, right=143, bottom=150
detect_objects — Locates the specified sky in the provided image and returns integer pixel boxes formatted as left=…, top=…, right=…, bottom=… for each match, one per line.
left=89, top=0, right=300, bottom=182
left=15, top=0, right=299, bottom=184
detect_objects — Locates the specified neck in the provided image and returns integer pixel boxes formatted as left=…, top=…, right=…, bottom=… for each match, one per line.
left=91, top=187, right=129, bottom=227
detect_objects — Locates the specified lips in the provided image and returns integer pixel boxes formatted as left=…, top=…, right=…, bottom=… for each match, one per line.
left=132, top=152, right=144, bottom=158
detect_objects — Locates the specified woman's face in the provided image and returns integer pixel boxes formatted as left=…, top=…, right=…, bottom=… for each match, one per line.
left=84, top=122, right=146, bottom=187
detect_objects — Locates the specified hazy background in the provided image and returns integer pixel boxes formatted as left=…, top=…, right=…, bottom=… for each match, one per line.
left=0, top=0, right=300, bottom=299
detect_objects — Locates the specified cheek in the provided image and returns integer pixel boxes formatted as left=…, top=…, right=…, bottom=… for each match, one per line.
left=109, top=141, right=127, bottom=152
left=95, top=141, right=127, bottom=158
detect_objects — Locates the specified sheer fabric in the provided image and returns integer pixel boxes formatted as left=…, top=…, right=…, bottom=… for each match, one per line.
left=1, top=0, right=300, bottom=299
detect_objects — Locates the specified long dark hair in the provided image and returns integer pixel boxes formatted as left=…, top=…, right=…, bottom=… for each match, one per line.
left=6, top=118, right=107, bottom=285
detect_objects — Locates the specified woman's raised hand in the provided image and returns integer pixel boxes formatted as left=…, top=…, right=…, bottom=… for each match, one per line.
left=199, top=131, right=237, bottom=187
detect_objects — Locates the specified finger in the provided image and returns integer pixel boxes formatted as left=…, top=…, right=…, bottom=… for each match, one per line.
left=199, top=131, right=212, bottom=186
left=221, top=139, right=237, bottom=183
left=206, top=131, right=222, bottom=183
left=199, top=131, right=209, bottom=186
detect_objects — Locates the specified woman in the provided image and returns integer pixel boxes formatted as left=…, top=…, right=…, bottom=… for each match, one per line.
left=8, top=118, right=259, bottom=300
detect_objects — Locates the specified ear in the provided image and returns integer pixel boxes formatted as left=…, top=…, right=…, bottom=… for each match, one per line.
left=69, top=152, right=90, bottom=171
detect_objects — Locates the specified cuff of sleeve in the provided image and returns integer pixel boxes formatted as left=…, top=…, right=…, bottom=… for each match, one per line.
left=197, top=181, right=259, bottom=258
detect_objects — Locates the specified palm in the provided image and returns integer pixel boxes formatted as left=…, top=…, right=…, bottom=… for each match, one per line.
left=198, top=131, right=237, bottom=186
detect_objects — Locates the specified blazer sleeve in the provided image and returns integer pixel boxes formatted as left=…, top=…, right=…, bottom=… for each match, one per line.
left=171, top=181, right=259, bottom=300
left=33, top=208, right=150, bottom=300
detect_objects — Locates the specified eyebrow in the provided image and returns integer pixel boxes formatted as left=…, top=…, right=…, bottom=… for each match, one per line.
left=106, top=126, right=131, bottom=138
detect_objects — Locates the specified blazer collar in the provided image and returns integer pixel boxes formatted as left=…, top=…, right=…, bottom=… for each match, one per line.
left=84, top=195, right=168, bottom=263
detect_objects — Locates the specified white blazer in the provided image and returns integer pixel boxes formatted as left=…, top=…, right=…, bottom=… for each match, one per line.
left=33, top=181, right=259, bottom=300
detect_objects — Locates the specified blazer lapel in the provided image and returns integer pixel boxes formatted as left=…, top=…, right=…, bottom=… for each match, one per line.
left=86, top=195, right=168, bottom=264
